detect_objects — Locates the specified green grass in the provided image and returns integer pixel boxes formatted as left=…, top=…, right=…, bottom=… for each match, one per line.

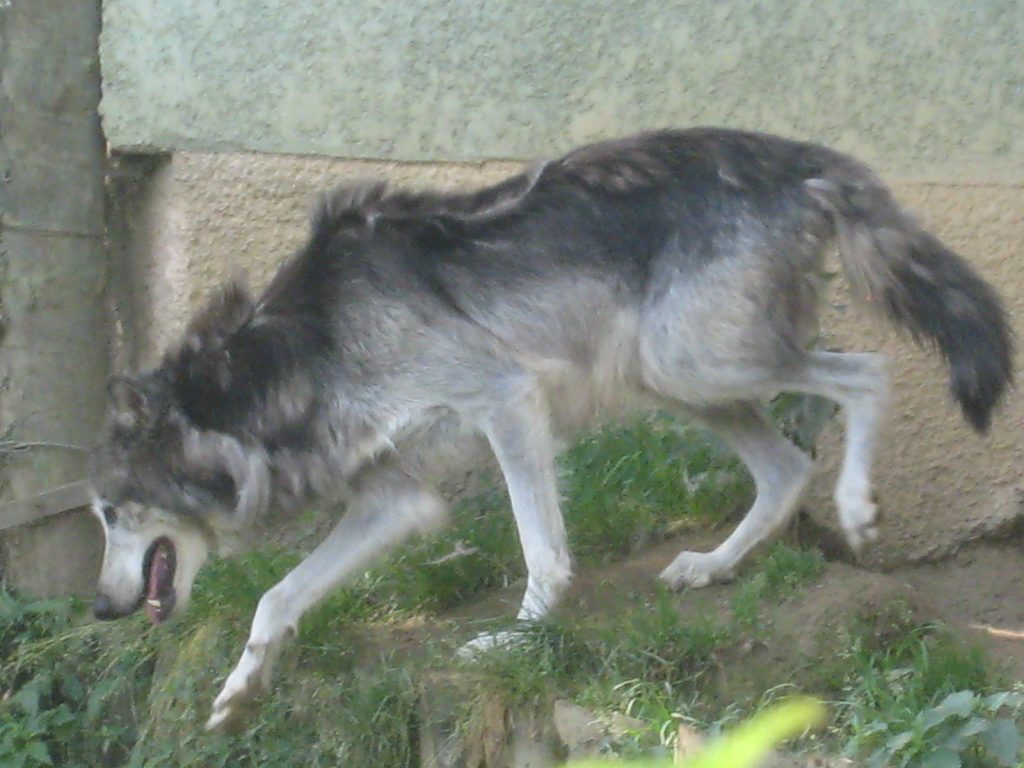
left=731, top=542, right=825, bottom=630
left=129, top=627, right=420, bottom=768
left=823, top=612, right=1018, bottom=766
left=561, top=416, right=749, bottom=561
left=4, top=404, right=1017, bottom=767
left=0, top=592, right=157, bottom=767
left=3, top=557, right=1015, bottom=766
left=2, top=414, right=749, bottom=767
left=353, top=414, right=750, bottom=617
left=570, top=697, right=829, bottom=768
left=561, top=598, right=1017, bottom=765
left=447, top=544, right=826, bottom=757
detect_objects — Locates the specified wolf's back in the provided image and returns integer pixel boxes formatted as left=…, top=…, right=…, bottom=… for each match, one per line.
left=806, top=162, right=1013, bottom=432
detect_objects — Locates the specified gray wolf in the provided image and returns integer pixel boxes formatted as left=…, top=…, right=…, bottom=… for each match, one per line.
left=88, top=128, right=1012, bottom=730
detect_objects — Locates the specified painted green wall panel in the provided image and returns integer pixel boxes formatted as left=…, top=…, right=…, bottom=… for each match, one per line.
left=100, top=0, right=1024, bottom=179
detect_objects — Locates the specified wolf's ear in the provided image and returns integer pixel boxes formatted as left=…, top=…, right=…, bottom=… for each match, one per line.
left=183, top=279, right=255, bottom=353
left=107, top=375, right=152, bottom=420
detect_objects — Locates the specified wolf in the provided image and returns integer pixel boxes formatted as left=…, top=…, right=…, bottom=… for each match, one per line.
left=88, top=128, right=1012, bottom=730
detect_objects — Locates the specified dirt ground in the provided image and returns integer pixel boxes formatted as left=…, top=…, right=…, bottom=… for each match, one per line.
left=896, top=540, right=1024, bottom=680
left=443, top=527, right=1024, bottom=683
left=393, top=527, right=1022, bottom=766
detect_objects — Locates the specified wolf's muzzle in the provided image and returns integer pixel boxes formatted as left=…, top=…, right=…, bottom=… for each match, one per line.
left=92, top=593, right=119, bottom=621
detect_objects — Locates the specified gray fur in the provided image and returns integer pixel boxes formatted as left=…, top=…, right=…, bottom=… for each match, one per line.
left=88, top=127, right=1012, bottom=729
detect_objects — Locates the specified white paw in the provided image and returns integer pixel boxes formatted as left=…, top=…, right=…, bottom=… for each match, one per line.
left=456, top=629, right=530, bottom=660
left=837, top=490, right=880, bottom=553
left=206, top=681, right=258, bottom=732
left=659, top=551, right=731, bottom=590
left=205, top=644, right=272, bottom=732
left=843, top=516, right=880, bottom=554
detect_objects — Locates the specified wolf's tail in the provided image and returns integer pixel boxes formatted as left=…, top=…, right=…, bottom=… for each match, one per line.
left=806, top=161, right=1013, bottom=432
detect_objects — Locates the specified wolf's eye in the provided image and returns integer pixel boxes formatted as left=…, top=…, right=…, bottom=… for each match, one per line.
left=101, top=504, right=118, bottom=526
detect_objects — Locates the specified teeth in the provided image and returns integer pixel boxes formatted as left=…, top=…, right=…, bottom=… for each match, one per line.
left=147, top=599, right=161, bottom=608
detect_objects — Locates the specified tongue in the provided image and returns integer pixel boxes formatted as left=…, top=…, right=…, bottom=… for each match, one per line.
left=145, top=542, right=172, bottom=624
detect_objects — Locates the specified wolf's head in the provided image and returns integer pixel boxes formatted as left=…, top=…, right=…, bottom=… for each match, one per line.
left=90, top=376, right=212, bottom=623
left=90, top=284, right=276, bottom=624
left=91, top=350, right=282, bottom=625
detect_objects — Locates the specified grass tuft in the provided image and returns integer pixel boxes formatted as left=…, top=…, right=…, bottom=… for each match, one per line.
left=732, top=542, right=825, bottom=629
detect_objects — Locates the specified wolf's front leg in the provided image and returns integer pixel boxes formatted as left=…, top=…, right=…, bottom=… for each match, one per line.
left=206, top=464, right=447, bottom=731
left=206, top=594, right=292, bottom=731
left=459, top=378, right=572, bottom=656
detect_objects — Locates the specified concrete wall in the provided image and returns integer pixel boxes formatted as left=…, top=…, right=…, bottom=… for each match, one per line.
left=0, top=0, right=108, bottom=595
left=100, top=0, right=1023, bottom=182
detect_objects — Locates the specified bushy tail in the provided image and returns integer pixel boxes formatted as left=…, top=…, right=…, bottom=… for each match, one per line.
left=806, top=163, right=1013, bottom=432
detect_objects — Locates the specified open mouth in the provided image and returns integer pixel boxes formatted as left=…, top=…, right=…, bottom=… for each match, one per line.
left=142, top=536, right=177, bottom=624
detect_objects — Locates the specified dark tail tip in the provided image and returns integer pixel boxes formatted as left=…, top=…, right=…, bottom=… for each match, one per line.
left=871, top=232, right=1013, bottom=434
left=945, top=275, right=1014, bottom=433
left=951, top=334, right=1014, bottom=434
left=962, top=393, right=993, bottom=434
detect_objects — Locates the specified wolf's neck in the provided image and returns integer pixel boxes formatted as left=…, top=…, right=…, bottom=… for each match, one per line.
left=256, top=397, right=395, bottom=518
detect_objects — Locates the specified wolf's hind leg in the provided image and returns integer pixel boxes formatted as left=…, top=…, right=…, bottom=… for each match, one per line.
left=660, top=401, right=813, bottom=589
left=779, top=351, right=889, bottom=551
left=206, top=463, right=446, bottom=731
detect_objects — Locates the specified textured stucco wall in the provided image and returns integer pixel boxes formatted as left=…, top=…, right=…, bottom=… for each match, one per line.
left=100, top=0, right=1024, bottom=181
left=118, top=152, right=1023, bottom=566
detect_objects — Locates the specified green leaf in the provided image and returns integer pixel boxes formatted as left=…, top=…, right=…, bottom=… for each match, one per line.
left=85, top=678, right=119, bottom=723
left=980, top=718, right=1022, bottom=766
left=866, top=747, right=889, bottom=768
left=920, top=747, right=961, bottom=768
left=59, top=673, right=84, bottom=703
left=48, top=704, right=77, bottom=728
left=885, top=729, right=915, bottom=753
left=946, top=720, right=987, bottom=741
left=11, top=685, right=41, bottom=718
left=922, top=691, right=976, bottom=732
left=946, top=715, right=990, bottom=748
left=570, top=698, right=826, bottom=768
left=861, top=720, right=890, bottom=737
left=24, top=742, right=51, bottom=766
left=985, top=691, right=1024, bottom=713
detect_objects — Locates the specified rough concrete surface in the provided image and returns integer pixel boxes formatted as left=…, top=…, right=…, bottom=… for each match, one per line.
left=0, top=0, right=108, bottom=595
left=100, top=0, right=1023, bottom=181
left=116, top=151, right=1023, bottom=569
